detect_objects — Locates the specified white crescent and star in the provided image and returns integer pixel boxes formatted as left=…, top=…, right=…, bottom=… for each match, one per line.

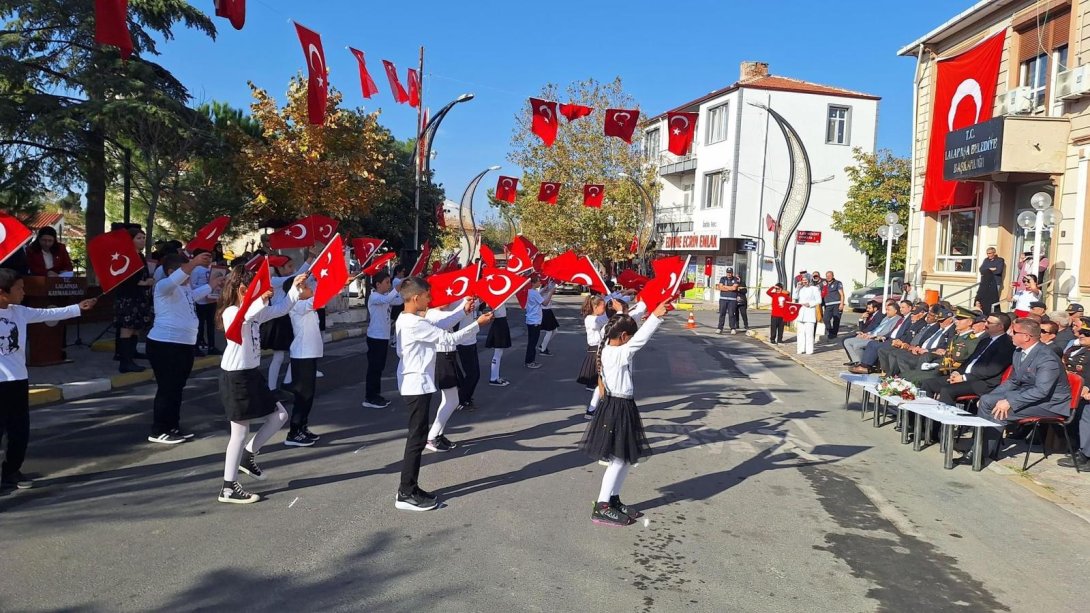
left=948, top=79, right=982, bottom=130
left=588, top=186, right=601, bottom=196
left=308, top=43, right=325, bottom=88
left=571, top=273, right=592, bottom=285
left=204, top=226, right=218, bottom=239
left=501, top=178, right=514, bottom=189
left=613, top=111, right=631, bottom=125
left=538, top=105, right=552, bottom=123
left=543, top=184, right=555, bottom=194
left=0, top=224, right=6, bottom=244
left=286, top=224, right=308, bottom=240
left=507, top=256, right=524, bottom=272
left=109, top=252, right=131, bottom=277
left=319, top=224, right=333, bottom=239
left=486, top=273, right=512, bottom=296
left=450, top=277, right=469, bottom=297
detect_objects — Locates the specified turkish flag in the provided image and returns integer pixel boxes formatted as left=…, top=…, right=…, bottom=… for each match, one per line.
left=922, top=31, right=1006, bottom=212
left=310, top=235, right=349, bottom=309
left=307, top=214, right=339, bottom=243
left=783, top=302, right=802, bottom=324
left=186, top=216, right=231, bottom=253
left=348, top=48, right=380, bottom=99
left=766, top=213, right=777, bottom=232
left=496, top=176, right=519, bottom=203
left=440, top=252, right=462, bottom=274
left=383, top=60, right=410, bottom=104
left=214, top=0, right=245, bottom=30
left=363, top=251, right=396, bottom=276
left=0, top=212, right=33, bottom=264
left=542, top=250, right=609, bottom=294
left=428, top=263, right=479, bottom=309
left=351, top=237, right=384, bottom=267
left=226, top=258, right=271, bottom=344
left=559, top=103, right=593, bottom=122
left=639, top=255, right=688, bottom=309
left=294, top=23, right=328, bottom=125
left=479, top=244, right=496, bottom=268
left=666, top=111, right=698, bottom=155
left=474, top=266, right=530, bottom=310
left=616, top=268, right=649, bottom=291
left=94, top=0, right=133, bottom=59
left=267, top=219, right=310, bottom=249
left=88, top=229, right=142, bottom=294
left=409, top=241, right=432, bottom=277
left=604, top=108, right=640, bottom=143
left=530, top=98, right=559, bottom=147
left=506, top=235, right=537, bottom=274
left=245, top=254, right=289, bottom=273
left=407, top=68, right=420, bottom=108
left=583, top=184, right=605, bottom=208
left=537, top=182, right=561, bottom=204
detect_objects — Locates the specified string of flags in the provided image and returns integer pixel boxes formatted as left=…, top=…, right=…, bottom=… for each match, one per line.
left=493, top=175, right=610, bottom=209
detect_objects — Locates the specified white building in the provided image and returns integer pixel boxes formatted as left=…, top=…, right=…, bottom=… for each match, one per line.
left=643, top=61, right=880, bottom=304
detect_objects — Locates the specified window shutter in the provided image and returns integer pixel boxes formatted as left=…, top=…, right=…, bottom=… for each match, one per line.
left=1017, top=10, right=1070, bottom=63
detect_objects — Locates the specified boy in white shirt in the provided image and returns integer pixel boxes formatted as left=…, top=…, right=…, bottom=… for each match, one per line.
left=394, top=277, right=492, bottom=511
left=362, top=271, right=403, bottom=408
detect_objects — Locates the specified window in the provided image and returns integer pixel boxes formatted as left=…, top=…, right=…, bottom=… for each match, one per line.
left=826, top=105, right=851, bottom=145
left=682, top=183, right=693, bottom=212
left=935, top=208, right=978, bottom=274
left=1021, top=53, right=1049, bottom=109
left=702, top=171, right=723, bottom=209
left=657, top=221, right=694, bottom=234
left=643, top=128, right=660, bottom=161
left=706, top=103, right=729, bottom=144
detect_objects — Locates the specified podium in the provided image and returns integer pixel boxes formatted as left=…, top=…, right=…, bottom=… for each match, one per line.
left=21, top=276, right=87, bottom=367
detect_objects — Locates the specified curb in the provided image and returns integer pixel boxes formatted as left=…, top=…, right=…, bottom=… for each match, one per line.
left=29, top=323, right=368, bottom=408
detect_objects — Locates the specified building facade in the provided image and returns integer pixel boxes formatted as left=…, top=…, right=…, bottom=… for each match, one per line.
left=643, top=62, right=880, bottom=304
left=899, top=0, right=1090, bottom=309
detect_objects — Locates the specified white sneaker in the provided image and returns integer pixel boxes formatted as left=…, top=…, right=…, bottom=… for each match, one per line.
left=525, top=362, right=542, bottom=369
left=489, top=379, right=511, bottom=387
left=316, top=371, right=325, bottom=378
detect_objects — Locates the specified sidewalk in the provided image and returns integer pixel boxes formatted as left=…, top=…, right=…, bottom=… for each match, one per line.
left=684, top=304, right=1090, bottom=524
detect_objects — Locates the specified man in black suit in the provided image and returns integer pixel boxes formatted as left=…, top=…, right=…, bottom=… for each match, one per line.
left=875, top=304, right=939, bottom=375
left=850, top=301, right=925, bottom=374
left=921, top=312, right=1015, bottom=404
left=886, top=305, right=957, bottom=376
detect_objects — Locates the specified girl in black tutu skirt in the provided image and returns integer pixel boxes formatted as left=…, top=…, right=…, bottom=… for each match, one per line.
left=578, top=295, right=647, bottom=419
left=579, top=299, right=669, bottom=527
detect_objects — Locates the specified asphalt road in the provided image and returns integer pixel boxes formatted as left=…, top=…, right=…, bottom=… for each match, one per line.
left=2, top=297, right=1088, bottom=612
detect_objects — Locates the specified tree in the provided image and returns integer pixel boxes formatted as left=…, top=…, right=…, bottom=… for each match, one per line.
left=477, top=217, right=512, bottom=252
left=830, top=148, right=911, bottom=274
left=502, top=78, right=658, bottom=266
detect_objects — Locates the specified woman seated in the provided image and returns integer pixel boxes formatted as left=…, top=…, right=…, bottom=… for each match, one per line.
left=26, top=227, right=74, bottom=277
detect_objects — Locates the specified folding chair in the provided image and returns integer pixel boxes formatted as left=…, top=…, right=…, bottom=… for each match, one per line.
left=1004, top=372, right=1083, bottom=472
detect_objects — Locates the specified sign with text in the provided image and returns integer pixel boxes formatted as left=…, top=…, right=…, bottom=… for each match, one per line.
left=943, top=116, right=1003, bottom=181
left=739, top=239, right=758, bottom=252
left=661, top=233, right=720, bottom=251
left=796, top=231, right=822, bottom=244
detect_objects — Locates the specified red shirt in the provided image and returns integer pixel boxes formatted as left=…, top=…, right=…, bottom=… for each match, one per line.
left=767, top=289, right=789, bottom=318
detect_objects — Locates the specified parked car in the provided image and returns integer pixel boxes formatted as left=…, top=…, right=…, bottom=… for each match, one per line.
left=847, top=275, right=904, bottom=312
left=554, top=281, right=583, bottom=295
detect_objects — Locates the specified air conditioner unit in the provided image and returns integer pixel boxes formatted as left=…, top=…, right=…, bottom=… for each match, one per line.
left=1004, top=86, right=1034, bottom=114
left=1058, top=65, right=1090, bottom=100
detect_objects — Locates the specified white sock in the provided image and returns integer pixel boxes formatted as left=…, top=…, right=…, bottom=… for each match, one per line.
left=598, top=457, right=630, bottom=502
left=224, top=421, right=249, bottom=482
left=246, top=403, right=289, bottom=453
left=267, top=351, right=286, bottom=390
left=490, top=349, right=503, bottom=380
left=428, top=387, right=459, bottom=440
left=540, top=330, right=555, bottom=351
left=588, top=387, right=601, bottom=412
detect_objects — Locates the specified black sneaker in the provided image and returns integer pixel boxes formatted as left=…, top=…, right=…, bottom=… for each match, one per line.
left=1, top=471, right=33, bottom=489
left=361, top=397, right=390, bottom=408
left=461, top=399, right=477, bottom=411
left=238, top=451, right=266, bottom=481
left=591, top=501, right=635, bottom=527
left=301, top=427, right=320, bottom=441
left=170, top=428, right=196, bottom=440
left=584, top=410, right=595, bottom=420
left=610, top=495, right=644, bottom=519
left=538, top=349, right=553, bottom=357
left=218, top=481, right=260, bottom=504
left=437, top=434, right=457, bottom=449
left=489, top=379, right=510, bottom=387
left=148, top=432, right=186, bottom=445
left=284, top=431, right=315, bottom=447
left=425, top=437, right=454, bottom=452
left=395, top=488, right=439, bottom=511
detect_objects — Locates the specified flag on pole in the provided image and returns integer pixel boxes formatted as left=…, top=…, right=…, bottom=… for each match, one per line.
left=226, top=258, right=271, bottom=344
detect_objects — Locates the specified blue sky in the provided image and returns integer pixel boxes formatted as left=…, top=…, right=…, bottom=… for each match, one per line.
left=155, top=0, right=971, bottom=216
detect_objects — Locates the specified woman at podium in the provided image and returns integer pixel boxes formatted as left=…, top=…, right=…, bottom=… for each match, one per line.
left=26, top=227, right=73, bottom=277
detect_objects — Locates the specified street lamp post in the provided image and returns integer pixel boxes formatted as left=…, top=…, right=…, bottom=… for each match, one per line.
left=877, top=211, right=906, bottom=304
left=414, top=93, right=475, bottom=251
left=458, top=165, right=501, bottom=264
left=1016, top=192, right=1062, bottom=285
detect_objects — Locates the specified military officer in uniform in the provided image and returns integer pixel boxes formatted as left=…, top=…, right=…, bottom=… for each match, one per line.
left=902, top=307, right=982, bottom=387
left=1060, top=321, right=1090, bottom=470
left=1056, top=303, right=1084, bottom=350
left=1061, top=321, right=1090, bottom=376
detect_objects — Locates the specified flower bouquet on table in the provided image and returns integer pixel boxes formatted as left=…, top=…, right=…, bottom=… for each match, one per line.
left=875, top=376, right=918, bottom=401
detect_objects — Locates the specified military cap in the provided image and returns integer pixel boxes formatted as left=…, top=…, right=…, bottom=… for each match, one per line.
left=930, top=304, right=953, bottom=318
left=1067, top=303, right=1085, bottom=314
left=954, top=306, right=976, bottom=319
left=1029, top=300, right=1047, bottom=309
left=1080, top=321, right=1090, bottom=336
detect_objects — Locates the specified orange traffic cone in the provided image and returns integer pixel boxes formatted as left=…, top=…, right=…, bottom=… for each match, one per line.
left=685, top=310, right=697, bottom=329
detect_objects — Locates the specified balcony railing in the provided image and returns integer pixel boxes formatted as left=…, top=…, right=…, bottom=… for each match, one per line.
left=657, top=151, right=697, bottom=175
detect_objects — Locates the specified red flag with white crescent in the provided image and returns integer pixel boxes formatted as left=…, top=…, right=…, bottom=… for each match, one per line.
left=474, top=266, right=530, bottom=310
left=628, top=234, right=639, bottom=255
left=537, top=182, right=561, bottom=204
left=407, top=68, right=420, bottom=108
left=496, top=176, right=519, bottom=203
left=382, top=60, right=410, bottom=104
left=638, top=255, right=688, bottom=309
left=409, top=241, right=432, bottom=277
left=351, top=237, right=384, bottom=267
left=530, top=98, right=559, bottom=147
left=559, top=103, right=593, bottom=122
left=428, top=263, right=479, bottom=309
left=542, top=250, right=609, bottom=295
left=307, top=214, right=339, bottom=244
left=616, top=269, right=649, bottom=291
left=505, top=236, right=537, bottom=275
left=310, top=234, right=349, bottom=309
left=666, top=111, right=698, bottom=155
left=267, top=219, right=311, bottom=249
left=348, top=48, right=380, bottom=99
left=294, top=22, right=328, bottom=125
left=363, top=251, right=396, bottom=276
left=88, top=229, right=142, bottom=294
left=226, top=258, right=271, bottom=344
left=186, top=216, right=231, bottom=253
left=783, top=302, right=802, bottom=324
left=583, top=184, right=605, bottom=208
left=94, top=0, right=133, bottom=59
left=0, top=212, right=34, bottom=265
left=214, top=0, right=246, bottom=30
left=604, top=108, right=640, bottom=143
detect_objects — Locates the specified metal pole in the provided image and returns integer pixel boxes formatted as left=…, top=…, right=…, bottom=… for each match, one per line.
left=413, top=46, right=424, bottom=251
left=123, top=147, right=132, bottom=225
left=1032, top=210, right=1043, bottom=282
left=882, top=235, right=893, bottom=304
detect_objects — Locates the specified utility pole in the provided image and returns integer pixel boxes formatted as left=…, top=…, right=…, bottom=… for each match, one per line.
left=413, top=45, right=425, bottom=252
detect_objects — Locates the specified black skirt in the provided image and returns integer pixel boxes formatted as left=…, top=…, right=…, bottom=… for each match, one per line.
left=576, top=345, right=599, bottom=386
left=260, top=315, right=294, bottom=351
left=114, top=293, right=152, bottom=331
left=485, top=316, right=511, bottom=348
left=435, top=350, right=462, bottom=390
left=579, top=395, right=651, bottom=464
left=541, top=309, right=559, bottom=331
left=220, top=369, right=278, bottom=422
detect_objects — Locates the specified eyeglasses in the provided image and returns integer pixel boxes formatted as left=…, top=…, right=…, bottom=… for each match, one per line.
left=1012, top=330, right=1032, bottom=337
left=986, top=319, right=1002, bottom=326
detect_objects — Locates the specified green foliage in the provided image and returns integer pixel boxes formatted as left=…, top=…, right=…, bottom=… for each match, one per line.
left=830, top=148, right=911, bottom=273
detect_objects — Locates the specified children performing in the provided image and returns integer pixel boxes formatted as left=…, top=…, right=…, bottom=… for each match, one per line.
left=362, top=270, right=402, bottom=408
left=485, top=301, right=511, bottom=386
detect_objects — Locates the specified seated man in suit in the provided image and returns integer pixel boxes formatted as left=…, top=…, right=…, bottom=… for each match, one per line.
left=1055, top=303, right=1084, bottom=350
left=921, top=312, right=1015, bottom=404
left=1059, top=322, right=1090, bottom=469
left=971, top=318, right=1072, bottom=463
left=874, top=304, right=941, bottom=375
left=850, top=301, right=924, bottom=374
left=842, top=300, right=896, bottom=366
left=885, top=305, right=957, bottom=376
left=901, top=307, right=981, bottom=386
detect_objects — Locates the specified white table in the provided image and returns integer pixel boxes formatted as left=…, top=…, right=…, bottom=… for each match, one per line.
left=838, top=372, right=879, bottom=415
left=899, top=399, right=1004, bottom=471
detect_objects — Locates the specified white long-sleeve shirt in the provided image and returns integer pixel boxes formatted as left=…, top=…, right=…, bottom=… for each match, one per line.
left=220, top=286, right=300, bottom=371
left=455, top=308, right=479, bottom=347
left=585, top=302, right=648, bottom=346
left=396, top=313, right=480, bottom=395
left=599, top=314, right=663, bottom=398
left=425, top=300, right=470, bottom=352
left=289, top=297, right=323, bottom=359
left=795, top=286, right=822, bottom=324
left=148, top=268, right=212, bottom=345
left=0, top=304, right=82, bottom=381
left=366, top=289, right=403, bottom=340
left=190, top=265, right=216, bottom=305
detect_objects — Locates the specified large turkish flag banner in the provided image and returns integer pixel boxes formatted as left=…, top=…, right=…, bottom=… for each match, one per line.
left=922, top=31, right=1006, bottom=212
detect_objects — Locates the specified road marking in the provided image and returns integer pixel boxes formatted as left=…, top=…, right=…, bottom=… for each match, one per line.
left=184, top=470, right=198, bottom=477
left=791, top=418, right=827, bottom=447
left=288, top=497, right=299, bottom=508
left=729, top=354, right=785, bottom=387
left=858, top=484, right=920, bottom=538
left=353, top=445, right=366, bottom=454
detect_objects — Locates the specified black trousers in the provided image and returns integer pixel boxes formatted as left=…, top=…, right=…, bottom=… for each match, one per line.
left=717, top=300, right=738, bottom=330
left=525, top=324, right=541, bottom=364
left=920, top=377, right=994, bottom=406
left=457, top=344, right=480, bottom=402
left=737, top=302, right=749, bottom=329
left=147, top=338, right=195, bottom=436
left=823, top=304, right=843, bottom=338
left=365, top=336, right=389, bottom=400
left=195, top=303, right=217, bottom=349
left=290, top=357, right=318, bottom=431
left=0, top=379, right=30, bottom=478
left=770, top=317, right=785, bottom=343
left=400, top=392, right=433, bottom=494
left=317, top=307, right=327, bottom=331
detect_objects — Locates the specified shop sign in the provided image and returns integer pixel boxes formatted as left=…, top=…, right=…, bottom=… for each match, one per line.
left=943, top=117, right=1003, bottom=180
left=661, top=233, right=720, bottom=251
left=739, top=239, right=758, bottom=252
